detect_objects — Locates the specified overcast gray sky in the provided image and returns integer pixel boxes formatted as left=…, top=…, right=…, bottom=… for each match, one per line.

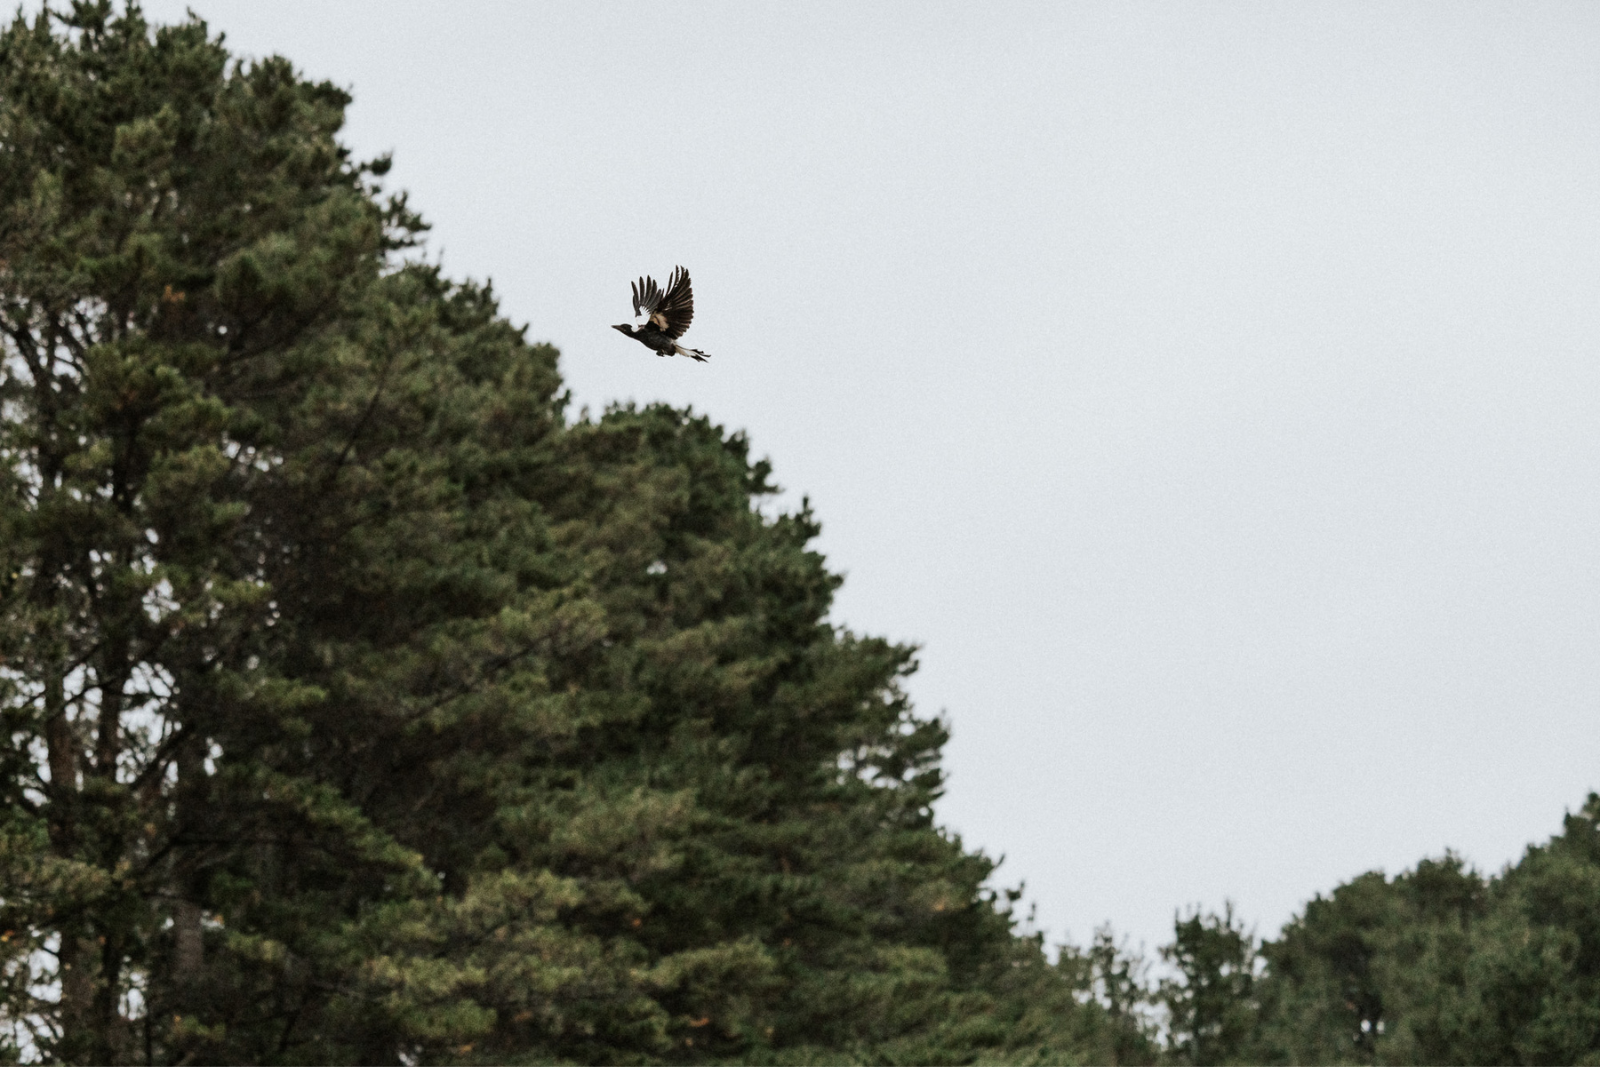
left=133, top=0, right=1600, bottom=954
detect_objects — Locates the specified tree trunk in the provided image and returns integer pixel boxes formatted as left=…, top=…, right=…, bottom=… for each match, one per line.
left=175, top=742, right=207, bottom=981
left=175, top=899, right=204, bottom=979
left=42, top=634, right=98, bottom=1060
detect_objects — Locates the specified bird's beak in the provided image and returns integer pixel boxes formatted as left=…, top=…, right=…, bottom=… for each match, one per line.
left=611, top=324, right=631, bottom=334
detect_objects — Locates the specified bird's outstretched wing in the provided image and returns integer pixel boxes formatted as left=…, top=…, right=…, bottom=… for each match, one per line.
left=631, top=274, right=662, bottom=319
left=632, top=266, right=695, bottom=339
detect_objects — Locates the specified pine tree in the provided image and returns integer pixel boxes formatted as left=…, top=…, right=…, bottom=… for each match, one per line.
left=0, top=6, right=1121, bottom=1063
left=1158, top=905, right=1259, bottom=1066
left=1249, top=817, right=1600, bottom=1066
left=0, top=2, right=428, bottom=1058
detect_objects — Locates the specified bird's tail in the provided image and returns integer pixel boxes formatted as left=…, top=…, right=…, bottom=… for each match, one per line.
left=674, top=344, right=711, bottom=363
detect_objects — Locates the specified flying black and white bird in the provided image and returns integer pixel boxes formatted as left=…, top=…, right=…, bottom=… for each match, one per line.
left=611, top=266, right=710, bottom=362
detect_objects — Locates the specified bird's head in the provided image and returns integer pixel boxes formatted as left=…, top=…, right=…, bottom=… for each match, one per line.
left=611, top=323, right=635, bottom=335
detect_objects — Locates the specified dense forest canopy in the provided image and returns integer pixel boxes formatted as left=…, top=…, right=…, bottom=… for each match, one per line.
left=1, top=5, right=1597, bottom=1064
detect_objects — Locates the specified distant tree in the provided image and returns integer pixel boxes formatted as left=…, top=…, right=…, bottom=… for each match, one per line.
left=1250, top=812, right=1600, bottom=1067
left=1070, top=925, right=1159, bottom=1065
left=1158, top=904, right=1259, bottom=1065
left=1388, top=800, right=1600, bottom=1066
left=1252, top=870, right=1397, bottom=1065
left=1254, top=853, right=1492, bottom=1065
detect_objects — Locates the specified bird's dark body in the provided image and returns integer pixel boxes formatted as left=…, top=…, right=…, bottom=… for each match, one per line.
left=613, top=323, right=681, bottom=357
left=612, top=265, right=710, bottom=362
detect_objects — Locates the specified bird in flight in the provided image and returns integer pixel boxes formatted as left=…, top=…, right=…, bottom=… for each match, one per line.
left=612, top=266, right=710, bottom=362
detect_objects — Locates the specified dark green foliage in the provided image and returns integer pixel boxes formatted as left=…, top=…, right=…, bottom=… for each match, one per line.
left=1073, top=810, right=1600, bottom=1067
left=1205, top=804, right=1600, bottom=1066
left=1057, top=927, right=1159, bottom=1065
left=0, top=2, right=426, bottom=1059
left=1159, top=905, right=1258, bottom=1066
left=0, top=5, right=1121, bottom=1063
left=1473, top=797, right=1600, bottom=1065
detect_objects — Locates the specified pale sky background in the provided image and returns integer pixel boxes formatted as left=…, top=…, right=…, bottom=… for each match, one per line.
left=131, top=0, right=1600, bottom=955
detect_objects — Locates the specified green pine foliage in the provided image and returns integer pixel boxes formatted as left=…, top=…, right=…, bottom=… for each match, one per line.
left=0, top=2, right=425, bottom=1058
left=1138, top=802, right=1600, bottom=1066
left=0, top=5, right=1117, bottom=1063
left=1159, top=905, right=1258, bottom=1066
left=1251, top=798, right=1600, bottom=1066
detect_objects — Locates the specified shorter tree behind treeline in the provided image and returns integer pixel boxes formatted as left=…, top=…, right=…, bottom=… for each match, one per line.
left=1068, top=794, right=1600, bottom=1065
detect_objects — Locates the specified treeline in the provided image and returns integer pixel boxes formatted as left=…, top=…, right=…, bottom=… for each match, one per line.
left=1086, top=797, right=1600, bottom=1065
left=0, top=6, right=1596, bottom=1064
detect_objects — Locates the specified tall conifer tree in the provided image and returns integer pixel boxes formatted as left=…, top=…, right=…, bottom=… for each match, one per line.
left=0, top=6, right=1119, bottom=1063
left=0, top=2, right=432, bottom=1057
